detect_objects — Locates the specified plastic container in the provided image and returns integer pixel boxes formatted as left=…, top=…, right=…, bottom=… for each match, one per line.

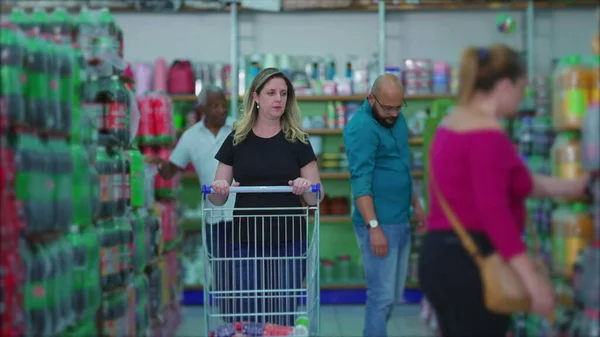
left=582, top=103, right=600, bottom=172
left=551, top=203, right=595, bottom=278
left=551, top=132, right=584, bottom=180
left=337, top=255, right=352, bottom=282
left=320, top=260, right=335, bottom=284
left=553, top=55, right=593, bottom=131
left=582, top=241, right=600, bottom=310
left=591, top=56, right=600, bottom=104
left=0, top=24, right=26, bottom=129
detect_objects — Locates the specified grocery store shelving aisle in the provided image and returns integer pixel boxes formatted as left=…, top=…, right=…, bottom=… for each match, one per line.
left=175, top=305, right=433, bottom=337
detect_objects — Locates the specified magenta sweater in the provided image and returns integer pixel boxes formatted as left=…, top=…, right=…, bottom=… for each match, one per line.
left=427, top=128, right=533, bottom=261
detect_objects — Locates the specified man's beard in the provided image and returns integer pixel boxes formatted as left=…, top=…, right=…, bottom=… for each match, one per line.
left=371, top=108, right=398, bottom=128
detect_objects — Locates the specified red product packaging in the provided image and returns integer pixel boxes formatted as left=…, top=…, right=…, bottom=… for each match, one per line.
left=152, top=92, right=175, bottom=144
left=136, top=94, right=156, bottom=144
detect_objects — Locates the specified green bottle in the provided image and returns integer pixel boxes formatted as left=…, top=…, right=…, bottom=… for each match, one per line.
left=30, top=7, right=51, bottom=36
left=49, top=7, right=73, bottom=43
left=66, top=226, right=87, bottom=322
left=8, top=8, right=32, bottom=32
left=70, top=144, right=89, bottom=227
left=56, top=42, right=74, bottom=134
left=45, top=37, right=61, bottom=132
left=84, top=227, right=101, bottom=320
left=0, top=24, right=26, bottom=126
left=125, top=149, right=145, bottom=208
left=76, top=8, right=96, bottom=60
left=24, top=35, right=49, bottom=130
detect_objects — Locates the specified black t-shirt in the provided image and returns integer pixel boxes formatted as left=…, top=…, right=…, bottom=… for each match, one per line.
left=215, top=130, right=317, bottom=243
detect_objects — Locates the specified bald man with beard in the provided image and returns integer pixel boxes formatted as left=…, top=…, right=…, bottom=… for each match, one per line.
left=343, top=74, right=426, bottom=337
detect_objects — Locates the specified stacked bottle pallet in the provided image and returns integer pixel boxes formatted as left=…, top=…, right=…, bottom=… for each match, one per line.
left=1, top=6, right=182, bottom=337
left=1, top=10, right=102, bottom=336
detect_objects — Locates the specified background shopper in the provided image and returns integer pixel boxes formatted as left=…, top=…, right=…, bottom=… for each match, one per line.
left=343, top=73, right=426, bottom=337
left=208, top=67, right=324, bottom=326
left=419, top=44, right=590, bottom=337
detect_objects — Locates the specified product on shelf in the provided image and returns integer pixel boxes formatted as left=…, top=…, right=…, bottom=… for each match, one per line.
left=551, top=203, right=594, bottom=278
left=0, top=249, right=25, bottom=337
left=102, top=290, right=129, bottom=337
left=582, top=102, right=600, bottom=172
left=402, top=58, right=434, bottom=96
left=135, top=91, right=176, bottom=145
left=551, top=132, right=584, bottom=181
left=552, top=55, right=594, bottom=131
left=0, top=23, right=26, bottom=129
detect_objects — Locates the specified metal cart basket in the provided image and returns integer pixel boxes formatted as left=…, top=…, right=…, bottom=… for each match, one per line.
left=200, top=185, right=321, bottom=337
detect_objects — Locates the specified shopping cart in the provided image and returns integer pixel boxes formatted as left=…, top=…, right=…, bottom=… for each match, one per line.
left=200, top=184, right=322, bottom=337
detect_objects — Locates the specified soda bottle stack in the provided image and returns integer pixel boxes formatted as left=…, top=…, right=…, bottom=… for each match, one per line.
left=1, top=6, right=104, bottom=336
left=71, top=6, right=144, bottom=337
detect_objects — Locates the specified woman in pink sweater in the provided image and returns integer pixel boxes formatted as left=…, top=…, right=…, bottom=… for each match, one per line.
left=418, top=44, right=590, bottom=337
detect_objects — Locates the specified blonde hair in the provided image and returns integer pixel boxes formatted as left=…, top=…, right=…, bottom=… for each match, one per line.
left=232, top=67, right=308, bottom=146
left=457, top=43, right=526, bottom=106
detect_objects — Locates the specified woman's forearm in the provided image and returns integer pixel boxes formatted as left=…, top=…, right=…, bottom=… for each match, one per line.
left=302, top=186, right=324, bottom=206
left=208, top=195, right=228, bottom=206
left=531, top=175, right=586, bottom=199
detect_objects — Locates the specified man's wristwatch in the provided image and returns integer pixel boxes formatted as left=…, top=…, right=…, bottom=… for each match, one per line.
left=367, top=219, right=379, bottom=229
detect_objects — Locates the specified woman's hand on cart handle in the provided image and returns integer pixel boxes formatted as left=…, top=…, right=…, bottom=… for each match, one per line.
left=211, top=180, right=240, bottom=196
left=288, top=178, right=312, bottom=195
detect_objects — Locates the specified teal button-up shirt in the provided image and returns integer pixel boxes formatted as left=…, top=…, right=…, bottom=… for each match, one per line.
left=343, top=99, right=413, bottom=226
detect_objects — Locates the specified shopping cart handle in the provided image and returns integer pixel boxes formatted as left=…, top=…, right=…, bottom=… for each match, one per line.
left=202, top=184, right=321, bottom=195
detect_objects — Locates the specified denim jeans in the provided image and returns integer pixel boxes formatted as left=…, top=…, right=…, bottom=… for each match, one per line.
left=355, top=224, right=411, bottom=337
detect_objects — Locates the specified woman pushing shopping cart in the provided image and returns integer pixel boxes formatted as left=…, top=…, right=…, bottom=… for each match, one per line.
left=201, top=67, right=324, bottom=337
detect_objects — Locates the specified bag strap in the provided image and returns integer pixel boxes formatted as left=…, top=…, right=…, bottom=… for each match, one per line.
left=429, top=166, right=484, bottom=265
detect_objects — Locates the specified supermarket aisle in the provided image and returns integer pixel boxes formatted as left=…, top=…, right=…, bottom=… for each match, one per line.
left=175, top=304, right=434, bottom=337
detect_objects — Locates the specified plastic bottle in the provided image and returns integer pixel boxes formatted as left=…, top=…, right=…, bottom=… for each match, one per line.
left=123, top=150, right=131, bottom=209
left=76, top=8, right=97, bottom=62
left=126, top=149, right=145, bottom=208
left=56, top=42, right=73, bottom=134
left=24, top=34, right=50, bottom=130
left=552, top=55, right=593, bottom=131
left=89, top=164, right=101, bottom=220
left=551, top=204, right=594, bottom=278
left=49, top=7, right=73, bottom=43
left=152, top=92, right=175, bottom=144
left=0, top=23, right=26, bottom=128
left=51, top=137, right=74, bottom=233
left=136, top=93, right=155, bottom=144
left=67, top=226, right=87, bottom=323
left=95, top=146, right=116, bottom=218
left=582, top=242, right=600, bottom=310
left=22, top=243, right=49, bottom=337
left=582, top=102, right=600, bottom=172
left=112, top=150, right=125, bottom=216
left=551, top=132, right=584, bottom=181
left=100, top=75, right=129, bottom=146
left=30, top=8, right=51, bottom=36
left=43, top=34, right=61, bottom=132
left=8, top=8, right=32, bottom=33
left=85, top=226, right=101, bottom=321
left=69, top=46, right=85, bottom=141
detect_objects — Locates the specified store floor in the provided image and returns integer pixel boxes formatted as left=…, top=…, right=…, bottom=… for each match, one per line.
left=175, top=304, right=434, bottom=336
